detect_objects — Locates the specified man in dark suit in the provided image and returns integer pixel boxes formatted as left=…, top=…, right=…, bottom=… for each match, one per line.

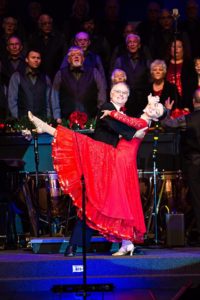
left=51, top=46, right=106, bottom=124
left=8, top=48, right=51, bottom=119
left=112, top=34, right=151, bottom=117
left=64, top=82, right=139, bottom=256
left=0, top=83, right=7, bottom=119
left=163, top=89, right=200, bottom=246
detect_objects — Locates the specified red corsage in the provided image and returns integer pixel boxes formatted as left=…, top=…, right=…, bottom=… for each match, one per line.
left=69, top=111, right=88, bottom=129
left=170, top=108, right=190, bottom=119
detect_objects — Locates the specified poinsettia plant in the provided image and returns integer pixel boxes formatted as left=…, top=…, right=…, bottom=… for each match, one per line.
left=170, top=108, right=190, bottom=119
left=68, top=111, right=88, bottom=129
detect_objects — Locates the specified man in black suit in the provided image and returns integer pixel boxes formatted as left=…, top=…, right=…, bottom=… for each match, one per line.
left=163, top=89, right=200, bottom=246
left=0, top=83, right=7, bottom=119
left=64, top=82, right=139, bottom=256
left=8, top=49, right=51, bottom=119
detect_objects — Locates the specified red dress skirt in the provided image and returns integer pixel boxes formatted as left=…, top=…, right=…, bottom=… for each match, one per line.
left=52, top=117, right=147, bottom=243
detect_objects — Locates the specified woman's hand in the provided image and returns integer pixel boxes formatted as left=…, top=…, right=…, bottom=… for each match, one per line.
left=100, top=110, right=111, bottom=119
left=148, top=93, right=160, bottom=104
left=134, top=127, right=148, bottom=139
left=165, top=97, right=174, bottom=110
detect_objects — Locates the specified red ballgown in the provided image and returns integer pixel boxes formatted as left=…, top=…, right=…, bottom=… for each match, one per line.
left=52, top=111, right=147, bottom=243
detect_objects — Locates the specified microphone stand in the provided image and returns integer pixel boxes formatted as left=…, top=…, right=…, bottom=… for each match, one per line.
left=172, top=8, right=180, bottom=101
left=81, top=174, right=87, bottom=299
left=152, top=124, right=159, bottom=245
left=33, top=132, right=40, bottom=237
left=51, top=131, right=113, bottom=298
left=145, top=123, right=165, bottom=248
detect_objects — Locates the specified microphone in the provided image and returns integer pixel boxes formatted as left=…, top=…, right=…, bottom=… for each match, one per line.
left=172, top=8, right=180, bottom=20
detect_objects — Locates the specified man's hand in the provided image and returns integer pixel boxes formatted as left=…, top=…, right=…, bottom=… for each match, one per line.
left=133, top=127, right=148, bottom=139
left=100, top=110, right=111, bottom=119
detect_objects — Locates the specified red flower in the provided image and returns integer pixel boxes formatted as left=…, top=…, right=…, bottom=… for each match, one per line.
left=0, top=123, right=5, bottom=129
left=69, top=111, right=88, bottom=129
left=171, top=108, right=190, bottom=119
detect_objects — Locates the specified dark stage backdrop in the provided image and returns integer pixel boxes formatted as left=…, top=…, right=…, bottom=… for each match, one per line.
left=6, top=0, right=200, bottom=25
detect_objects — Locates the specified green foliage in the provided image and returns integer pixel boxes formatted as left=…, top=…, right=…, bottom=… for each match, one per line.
left=0, top=116, right=96, bottom=133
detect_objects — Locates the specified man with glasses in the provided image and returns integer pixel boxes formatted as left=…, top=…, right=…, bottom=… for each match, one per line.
left=64, top=82, right=142, bottom=256
left=60, top=31, right=107, bottom=87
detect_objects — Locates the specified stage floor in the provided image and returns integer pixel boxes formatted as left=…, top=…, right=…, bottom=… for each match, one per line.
left=0, top=245, right=200, bottom=300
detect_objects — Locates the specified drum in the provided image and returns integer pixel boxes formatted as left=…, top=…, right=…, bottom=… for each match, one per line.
left=138, top=170, right=154, bottom=214
left=26, top=171, right=65, bottom=218
left=48, top=171, right=62, bottom=198
left=138, top=170, right=187, bottom=212
left=47, top=171, right=64, bottom=217
left=138, top=170, right=189, bottom=236
left=159, top=170, right=186, bottom=213
left=18, top=171, right=76, bottom=236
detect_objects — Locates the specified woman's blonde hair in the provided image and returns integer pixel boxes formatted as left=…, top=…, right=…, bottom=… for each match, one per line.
left=150, top=59, right=167, bottom=74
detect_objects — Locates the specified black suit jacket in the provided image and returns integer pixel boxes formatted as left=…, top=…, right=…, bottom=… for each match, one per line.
left=181, top=110, right=200, bottom=164
left=93, top=102, right=136, bottom=147
left=0, top=83, right=7, bottom=119
left=69, top=101, right=136, bottom=247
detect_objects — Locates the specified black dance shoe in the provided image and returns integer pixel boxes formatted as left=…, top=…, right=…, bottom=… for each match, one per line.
left=187, top=231, right=200, bottom=247
left=64, top=245, right=77, bottom=257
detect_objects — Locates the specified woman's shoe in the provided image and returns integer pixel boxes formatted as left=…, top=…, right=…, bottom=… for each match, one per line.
left=28, top=111, right=56, bottom=136
left=112, top=243, right=135, bottom=256
left=28, top=111, right=45, bottom=133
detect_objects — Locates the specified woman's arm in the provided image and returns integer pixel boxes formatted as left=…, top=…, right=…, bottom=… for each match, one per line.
left=101, top=110, right=148, bottom=130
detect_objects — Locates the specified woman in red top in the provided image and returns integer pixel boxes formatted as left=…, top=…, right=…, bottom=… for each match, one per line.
left=166, top=39, right=194, bottom=110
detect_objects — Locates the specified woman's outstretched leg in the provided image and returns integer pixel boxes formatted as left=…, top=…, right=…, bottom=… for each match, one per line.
left=28, top=111, right=56, bottom=136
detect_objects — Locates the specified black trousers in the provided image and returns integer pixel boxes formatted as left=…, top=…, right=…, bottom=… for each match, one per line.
left=69, top=218, right=94, bottom=248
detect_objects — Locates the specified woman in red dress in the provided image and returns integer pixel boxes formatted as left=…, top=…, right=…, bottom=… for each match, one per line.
left=28, top=91, right=165, bottom=255
left=166, top=39, right=194, bottom=110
